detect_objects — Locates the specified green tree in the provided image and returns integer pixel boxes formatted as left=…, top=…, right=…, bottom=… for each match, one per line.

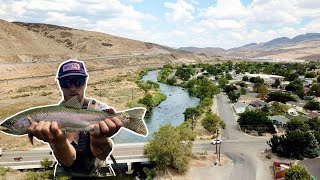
left=144, top=124, right=193, bottom=173
left=304, top=100, right=320, bottom=111
left=139, top=93, right=153, bottom=107
left=317, top=75, right=320, bottom=83
left=284, top=165, right=313, bottom=180
left=240, top=87, right=247, bottom=95
left=266, top=91, right=296, bottom=103
left=166, top=76, right=177, bottom=85
left=270, top=102, right=289, bottom=115
left=242, top=76, right=249, bottom=81
left=201, top=112, right=225, bottom=133
left=226, top=73, right=233, bottom=80
left=285, top=79, right=304, bottom=98
left=306, top=118, right=320, bottom=131
left=256, top=84, right=268, bottom=100
left=272, top=78, right=281, bottom=88
left=307, top=83, right=320, bottom=97
left=303, top=131, right=320, bottom=158
left=305, top=72, right=317, bottom=78
left=238, top=110, right=274, bottom=133
left=218, top=77, right=229, bottom=89
left=40, top=157, right=54, bottom=170
left=261, top=105, right=269, bottom=113
left=184, top=107, right=201, bottom=120
left=224, top=84, right=237, bottom=93
left=200, top=97, right=213, bottom=110
left=227, top=91, right=240, bottom=103
left=286, top=118, right=310, bottom=132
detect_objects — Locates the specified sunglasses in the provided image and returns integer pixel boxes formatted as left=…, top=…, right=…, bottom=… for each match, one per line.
left=59, top=77, right=86, bottom=88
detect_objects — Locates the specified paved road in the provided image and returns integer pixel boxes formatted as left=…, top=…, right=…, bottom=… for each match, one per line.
left=216, top=93, right=271, bottom=180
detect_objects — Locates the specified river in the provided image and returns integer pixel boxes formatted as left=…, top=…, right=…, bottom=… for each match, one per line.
left=113, top=70, right=200, bottom=144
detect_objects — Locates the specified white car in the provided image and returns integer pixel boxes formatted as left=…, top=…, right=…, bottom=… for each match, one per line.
left=211, top=139, right=222, bottom=145
left=0, top=147, right=2, bottom=156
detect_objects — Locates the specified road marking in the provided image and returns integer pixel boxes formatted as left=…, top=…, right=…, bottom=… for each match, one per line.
left=0, top=160, right=54, bottom=165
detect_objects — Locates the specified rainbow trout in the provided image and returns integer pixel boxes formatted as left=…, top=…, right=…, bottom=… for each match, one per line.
left=0, top=96, right=148, bottom=144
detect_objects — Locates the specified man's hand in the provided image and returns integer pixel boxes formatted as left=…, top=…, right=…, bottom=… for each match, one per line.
left=27, top=121, right=76, bottom=167
left=90, top=108, right=123, bottom=160
left=27, top=121, right=66, bottom=144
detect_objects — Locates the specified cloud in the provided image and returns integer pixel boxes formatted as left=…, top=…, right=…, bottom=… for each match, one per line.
left=127, top=0, right=143, bottom=3
left=0, top=0, right=320, bottom=49
left=164, top=0, right=195, bottom=23
left=200, top=0, right=248, bottom=20
left=45, top=12, right=89, bottom=27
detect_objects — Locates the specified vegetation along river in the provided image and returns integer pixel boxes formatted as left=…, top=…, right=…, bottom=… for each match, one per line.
left=113, top=70, right=200, bottom=143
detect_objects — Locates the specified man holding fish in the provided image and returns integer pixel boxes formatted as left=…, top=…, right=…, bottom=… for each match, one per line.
left=0, top=60, right=148, bottom=177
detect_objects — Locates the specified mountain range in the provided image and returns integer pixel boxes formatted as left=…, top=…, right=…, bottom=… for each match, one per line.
left=179, top=33, right=320, bottom=61
left=0, top=18, right=320, bottom=62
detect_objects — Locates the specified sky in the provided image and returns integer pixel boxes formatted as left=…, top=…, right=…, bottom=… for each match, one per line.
left=1, top=0, right=320, bottom=49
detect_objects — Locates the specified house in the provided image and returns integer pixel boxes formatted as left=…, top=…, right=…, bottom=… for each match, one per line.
left=307, top=111, right=320, bottom=119
left=298, top=158, right=320, bottom=180
left=285, top=101, right=306, bottom=112
left=250, top=100, right=268, bottom=108
left=245, top=73, right=285, bottom=85
left=285, top=114, right=310, bottom=121
left=233, top=102, right=249, bottom=114
left=273, top=162, right=291, bottom=180
left=268, top=116, right=290, bottom=128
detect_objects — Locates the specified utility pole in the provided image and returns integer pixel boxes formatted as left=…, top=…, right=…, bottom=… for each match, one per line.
left=215, top=129, right=218, bottom=154
left=218, top=142, right=221, bottom=165
left=192, top=114, right=195, bottom=131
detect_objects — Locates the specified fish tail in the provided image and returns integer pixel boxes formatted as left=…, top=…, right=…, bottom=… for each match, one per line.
left=120, top=107, right=148, bottom=137
left=28, top=133, right=34, bottom=146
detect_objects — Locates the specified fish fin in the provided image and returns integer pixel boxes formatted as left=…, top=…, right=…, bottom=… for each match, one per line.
left=28, top=133, right=34, bottom=146
left=27, top=116, right=34, bottom=123
left=64, top=95, right=81, bottom=109
left=120, top=107, right=148, bottom=137
left=27, top=116, right=35, bottom=145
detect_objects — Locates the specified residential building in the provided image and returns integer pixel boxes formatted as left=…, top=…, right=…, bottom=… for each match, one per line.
left=250, top=100, right=268, bottom=108
left=285, top=114, right=310, bottom=121
left=307, top=111, right=320, bottom=119
left=268, top=115, right=290, bottom=128
left=286, top=101, right=306, bottom=112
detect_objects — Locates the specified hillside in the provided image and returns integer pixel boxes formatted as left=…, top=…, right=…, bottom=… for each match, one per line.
left=178, top=47, right=226, bottom=57
left=0, top=19, right=80, bottom=62
left=0, top=19, right=201, bottom=63
left=13, top=21, right=172, bottom=57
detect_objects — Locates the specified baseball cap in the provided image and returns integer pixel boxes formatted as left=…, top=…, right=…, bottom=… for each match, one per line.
left=57, top=60, right=88, bottom=79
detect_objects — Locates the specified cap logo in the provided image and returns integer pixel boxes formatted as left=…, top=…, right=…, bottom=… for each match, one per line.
left=63, top=63, right=80, bottom=72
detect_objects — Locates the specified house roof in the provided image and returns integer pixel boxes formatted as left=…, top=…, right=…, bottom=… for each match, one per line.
left=307, top=112, right=320, bottom=119
left=285, top=114, right=310, bottom=121
left=286, top=101, right=306, bottom=107
left=250, top=100, right=267, bottom=107
left=268, top=115, right=290, bottom=124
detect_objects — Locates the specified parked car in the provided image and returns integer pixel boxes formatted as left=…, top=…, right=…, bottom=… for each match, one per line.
left=211, top=139, right=222, bottom=145
left=0, top=147, right=2, bottom=156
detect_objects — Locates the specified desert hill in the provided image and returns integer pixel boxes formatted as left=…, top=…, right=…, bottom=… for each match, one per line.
left=179, top=33, right=320, bottom=61
left=13, top=21, right=172, bottom=57
left=0, top=19, right=81, bottom=62
left=1, top=19, right=200, bottom=63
